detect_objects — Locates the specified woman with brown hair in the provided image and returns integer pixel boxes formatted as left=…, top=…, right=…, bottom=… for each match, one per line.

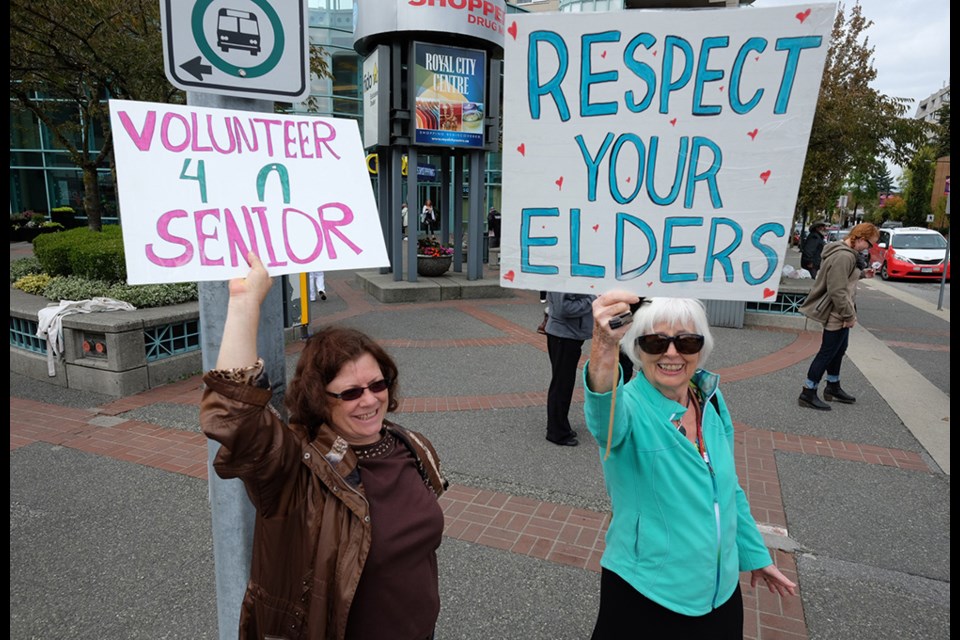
left=201, top=252, right=447, bottom=639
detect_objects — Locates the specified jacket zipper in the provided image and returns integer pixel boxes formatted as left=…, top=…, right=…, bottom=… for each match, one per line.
left=705, top=454, right=722, bottom=608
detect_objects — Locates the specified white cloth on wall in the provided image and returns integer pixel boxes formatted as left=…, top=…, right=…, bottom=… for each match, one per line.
left=36, top=297, right=136, bottom=376
left=308, top=271, right=326, bottom=301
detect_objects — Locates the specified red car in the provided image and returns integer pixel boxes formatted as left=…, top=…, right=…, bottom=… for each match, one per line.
left=868, top=227, right=950, bottom=281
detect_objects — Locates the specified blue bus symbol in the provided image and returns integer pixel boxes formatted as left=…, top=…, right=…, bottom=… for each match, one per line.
left=217, top=8, right=260, bottom=55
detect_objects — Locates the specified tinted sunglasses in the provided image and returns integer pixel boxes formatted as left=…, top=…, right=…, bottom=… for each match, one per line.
left=635, top=333, right=705, bottom=355
left=326, top=379, right=390, bottom=401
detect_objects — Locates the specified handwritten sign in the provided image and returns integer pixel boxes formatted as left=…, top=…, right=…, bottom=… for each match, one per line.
left=108, top=100, right=389, bottom=284
left=499, top=3, right=836, bottom=301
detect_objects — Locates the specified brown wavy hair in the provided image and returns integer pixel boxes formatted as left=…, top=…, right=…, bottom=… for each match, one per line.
left=285, top=326, right=400, bottom=439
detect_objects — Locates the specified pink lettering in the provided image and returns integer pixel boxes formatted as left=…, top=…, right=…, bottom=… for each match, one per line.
left=208, top=115, right=237, bottom=154
left=312, top=121, right=341, bottom=160
left=249, top=206, right=286, bottom=267
left=298, top=122, right=314, bottom=159
left=281, top=208, right=324, bottom=264
left=251, top=118, right=282, bottom=156
left=318, top=203, right=363, bottom=259
left=194, top=209, right=224, bottom=266
left=223, top=207, right=259, bottom=267
left=233, top=117, right=259, bottom=153
left=190, top=112, right=213, bottom=152
left=160, top=112, right=191, bottom=152
left=146, top=210, right=193, bottom=266
left=283, top=121, right=298, bottom=158
left=117, top=110, right=156, bottom=151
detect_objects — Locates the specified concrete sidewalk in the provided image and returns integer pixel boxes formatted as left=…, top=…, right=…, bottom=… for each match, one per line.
left=10, top=254, right=950, bottom=639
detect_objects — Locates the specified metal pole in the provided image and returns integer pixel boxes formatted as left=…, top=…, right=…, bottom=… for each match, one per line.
left=937, top=192, right=949, bottom=310
left=188, top=91, right=287, bottom=640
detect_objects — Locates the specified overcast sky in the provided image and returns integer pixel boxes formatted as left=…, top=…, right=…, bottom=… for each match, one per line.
left=756, top=0, right=950, bottom=112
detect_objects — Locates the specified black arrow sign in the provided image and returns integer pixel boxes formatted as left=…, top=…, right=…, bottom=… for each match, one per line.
left=180, top=57, right=212, bottom=81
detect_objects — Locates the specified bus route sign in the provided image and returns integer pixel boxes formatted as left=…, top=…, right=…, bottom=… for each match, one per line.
left=160, top=0, right=310, bottom=101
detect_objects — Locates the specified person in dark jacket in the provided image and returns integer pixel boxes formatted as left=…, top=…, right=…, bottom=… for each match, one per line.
left=800, top=222, right=828, bottom=277
left=544, top=291, right=596, bottom=446
left=200, top=251, right=448, bottom=640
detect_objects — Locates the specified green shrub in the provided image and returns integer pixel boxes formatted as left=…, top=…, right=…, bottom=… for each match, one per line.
left=37, top=274, right=198, bottom=309
left=33, top=225, right=123, bottom=278
left=103, top=282, right=199, bottom=308
left=9, top=257, right=44, bottom=283
left=41, top=275, right=113, bottom=301
left=69, top=234, right=127, bottom=281
left=12, top=273, right=53, bottom=296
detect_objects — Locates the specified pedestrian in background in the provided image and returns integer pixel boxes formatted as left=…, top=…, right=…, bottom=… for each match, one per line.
left=584, top=294, right=797, bottom=638
left=401, top=202, right=409, bottom=236
left=544, top=291, right=596, bottom=446
left=201, top=252, right=448, bottom=639
left=800, top=221, right=828, bottom=277
left=421, top=199, right=437, bottom=236
left=797, top=222, right=880, bottom=410
left=308, top=270, right=326, bottom=301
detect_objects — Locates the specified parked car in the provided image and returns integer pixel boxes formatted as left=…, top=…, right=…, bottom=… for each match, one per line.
left=868, top=226, right=950, bottom=281
left=880, top=220, right=904, bottom=229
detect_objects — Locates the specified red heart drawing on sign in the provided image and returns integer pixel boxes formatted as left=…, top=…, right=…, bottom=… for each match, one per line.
left=763, top=287, right=776, bottom=299
left=626, top=176, right=631, bottom=183
left=601, top=51, right=607, bottom=59
left=647, top=282, right=654, bottom=287
left=517, top=143, right=525, bottom=156
left=652, top=50, right=658, bottom=57
left=592, top=224, right=599, bottom=232
left=507, top=21, right=517, bottom=39
left=760, top=170, right=771, bottom=184
left=503, top=270, right=515, bottom=282
left=555, top=176, right=564, bottom=190
left=755, top=56, right=760, bottom=62
left=670, top=118, right=677, bottom=126
left=747, top=129, right=758, bottom=140
left=796, top=8, right=811, bottom=23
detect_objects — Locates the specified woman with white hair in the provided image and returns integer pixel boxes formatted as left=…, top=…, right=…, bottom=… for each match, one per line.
left=584, top=293, right=797, bottom=638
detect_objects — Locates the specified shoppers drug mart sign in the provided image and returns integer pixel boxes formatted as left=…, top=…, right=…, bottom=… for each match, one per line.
left=499, top=3, right=835, bottom=301
left=109, top=100, right=388, bottom=285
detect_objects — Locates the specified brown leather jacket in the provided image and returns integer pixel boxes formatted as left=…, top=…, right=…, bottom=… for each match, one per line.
left=200, top=368, right=448, bottom=640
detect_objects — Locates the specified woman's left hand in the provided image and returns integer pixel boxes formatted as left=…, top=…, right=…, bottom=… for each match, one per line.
left=750, top=564, right=798, bottom=597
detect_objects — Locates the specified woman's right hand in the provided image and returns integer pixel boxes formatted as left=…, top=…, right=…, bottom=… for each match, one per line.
left=228, top=252, right=273, bottom=307
left=592, top=290, right=642, bottom=346
left=587, top=291, right=642, bottom=393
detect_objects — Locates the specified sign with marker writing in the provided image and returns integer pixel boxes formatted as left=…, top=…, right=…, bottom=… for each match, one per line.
left=109, top=99, right=388, bottom=285
left=499, top=3, right=836, bottom=301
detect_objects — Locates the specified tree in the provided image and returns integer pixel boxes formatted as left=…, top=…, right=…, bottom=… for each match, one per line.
left=903, top=146, right=935, bottom=227
left=10, top=0, right=178, bottom=231
left=10, top=0, right=331, bottom=232
left=933, top=101, right=950, bottom=158
left=795, top=2, right=929, bottom=231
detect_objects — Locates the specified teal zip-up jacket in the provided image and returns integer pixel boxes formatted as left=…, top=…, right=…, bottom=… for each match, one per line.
left=582, top=364, right=772, bottom=616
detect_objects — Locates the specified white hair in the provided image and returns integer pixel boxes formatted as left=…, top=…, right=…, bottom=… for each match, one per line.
left=620, top=298, right=714, bottom=369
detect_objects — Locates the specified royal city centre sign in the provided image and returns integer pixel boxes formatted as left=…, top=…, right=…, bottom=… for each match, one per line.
left=160, top=0, right=310, bottom=101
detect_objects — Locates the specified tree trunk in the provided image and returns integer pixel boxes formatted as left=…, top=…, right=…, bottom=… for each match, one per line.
left=82, top=164, right=103, bottom=232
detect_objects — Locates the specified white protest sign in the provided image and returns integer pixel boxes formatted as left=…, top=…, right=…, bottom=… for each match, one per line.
left=108, top=100, right=389, bottom=284
left=500, top=3, right=836, bottom=301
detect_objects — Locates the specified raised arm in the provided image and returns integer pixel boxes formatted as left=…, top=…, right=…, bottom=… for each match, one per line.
left=215, top=251, right=274, bottom=370
left=586, top=290, right=641, bottom=393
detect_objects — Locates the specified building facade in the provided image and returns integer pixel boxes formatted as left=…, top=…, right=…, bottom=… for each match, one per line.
left=9, top=0, right=530, bottom=227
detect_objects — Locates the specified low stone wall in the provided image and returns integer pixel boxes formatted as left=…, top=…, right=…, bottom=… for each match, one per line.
left=9, top=288, right=203, bottom=397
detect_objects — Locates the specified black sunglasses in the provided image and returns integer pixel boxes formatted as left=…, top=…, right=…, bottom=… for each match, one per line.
left=326, top=379, right=390, bottom=401
left=636, top=333, right=705, bottom=355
